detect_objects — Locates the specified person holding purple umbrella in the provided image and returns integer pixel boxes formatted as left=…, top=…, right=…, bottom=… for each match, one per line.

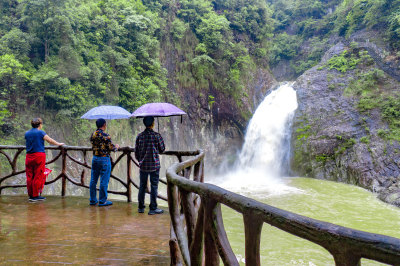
left=135, top=116, right=165, bottom=215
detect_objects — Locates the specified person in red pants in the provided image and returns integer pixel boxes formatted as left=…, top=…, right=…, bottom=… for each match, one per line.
left=25, top=118, right=64, bottom=202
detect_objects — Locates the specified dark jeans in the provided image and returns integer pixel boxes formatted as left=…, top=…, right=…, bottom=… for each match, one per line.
left=90, top=156, right=111, bottom=204
left=138, top=170, right=159, bottom=210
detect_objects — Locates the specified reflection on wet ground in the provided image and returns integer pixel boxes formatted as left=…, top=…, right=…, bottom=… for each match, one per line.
left=0, top=196, right=170, bottom=265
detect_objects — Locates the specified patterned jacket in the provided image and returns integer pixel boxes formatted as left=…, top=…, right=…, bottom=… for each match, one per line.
left=90, top=129, right=117, bottom=157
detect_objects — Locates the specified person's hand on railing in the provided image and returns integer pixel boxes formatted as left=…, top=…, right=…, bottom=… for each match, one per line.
left=115, top=144, right=120, bottom=150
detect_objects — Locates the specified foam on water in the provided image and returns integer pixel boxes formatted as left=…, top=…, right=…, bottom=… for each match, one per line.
left=212, top=83, right=303, bottom=198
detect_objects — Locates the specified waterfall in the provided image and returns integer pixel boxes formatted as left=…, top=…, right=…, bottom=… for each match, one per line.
left=212, top=83, right=302, bottom=198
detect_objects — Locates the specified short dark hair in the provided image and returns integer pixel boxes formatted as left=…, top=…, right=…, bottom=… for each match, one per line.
left=31, top=118, right=43, bottom=128
left=96, top=118, right=106, bottom=129
left=143, top=116, right=154, bottom=127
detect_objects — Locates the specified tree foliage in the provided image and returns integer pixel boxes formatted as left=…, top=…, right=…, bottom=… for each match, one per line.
left=0, top=0, right=398, bottom=139
left=333, top=0, right=400, bottom=45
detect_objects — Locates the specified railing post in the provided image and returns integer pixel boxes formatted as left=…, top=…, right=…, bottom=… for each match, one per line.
left=243, top=214, right=263, bottom=266
left=200, top=160, right=204, bottom=183
left=193, top=162, right=200, bottom=182
left=61, top=147, right=67, bottom=197
left=190, top=201, right=204, bottom=266
left=168, top=182, right=191, bottom=266
left=181, top=189, right=196, bottom=247
left=203, top=198, right=220, bottom=266
left=331, top=250, right=361, bottom=266
left=170, top=226, right=183, bottom=266
left=211, top=204, right=239, bottom=266
left=126, top=153, right=132, bottom=203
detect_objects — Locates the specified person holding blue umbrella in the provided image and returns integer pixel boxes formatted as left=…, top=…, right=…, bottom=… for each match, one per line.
left=89, top=118, right=120, bottom=206
left=81, top=106, right=128, bottom=206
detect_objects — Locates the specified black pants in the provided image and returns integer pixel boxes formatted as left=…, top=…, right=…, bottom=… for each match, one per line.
left=138, top=170, right=159, bottom=210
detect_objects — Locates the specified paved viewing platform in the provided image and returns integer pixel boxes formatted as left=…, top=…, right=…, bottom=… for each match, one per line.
left=0, top=196, right=170, bottom=265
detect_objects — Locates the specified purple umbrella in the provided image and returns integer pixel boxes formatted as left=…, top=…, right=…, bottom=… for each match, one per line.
left=81, top=105, right=131, bottom=120
left=131, top=103, right=186, bottom=118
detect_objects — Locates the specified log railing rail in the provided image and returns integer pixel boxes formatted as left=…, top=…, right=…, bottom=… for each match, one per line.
left=0, top=145, right=196, bottom=202
left=166, top=150, right=400, bottom=266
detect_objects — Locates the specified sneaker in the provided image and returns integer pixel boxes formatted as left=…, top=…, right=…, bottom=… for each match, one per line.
left=90, top=201, right=98, bottom=206
left=138, top=208, right=145, bottom=213
left=148, top=208, right=164, bottom=215
left=29, top=197, right=39, bottom=202
left=36, top=196, right=46, bottom=201
left=98, top=200, right=113, bottom=207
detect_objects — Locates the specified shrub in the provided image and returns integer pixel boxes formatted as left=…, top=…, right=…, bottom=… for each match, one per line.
left=336, top=138, right=356, bottom=154
left=171, top=19, right=189, bottom=40
left=327, top=50, right=360, bottom=72
left=346, top=68, right=385, bottom=98
left=377, top=128, right=388, bottom=138
left=360, top=136, right=370, bottom=144
left=296, top=124, right=312, bottom=140
left=315, top=154, right=332, bottom=163
left=269, top=33, right=301, bottom=65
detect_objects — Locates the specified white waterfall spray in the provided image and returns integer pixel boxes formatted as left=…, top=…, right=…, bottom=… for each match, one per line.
left=213, top=84, right=302, bottom=198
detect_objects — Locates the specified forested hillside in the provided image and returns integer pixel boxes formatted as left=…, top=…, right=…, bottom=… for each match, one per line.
left=0, top=0, right=167, bottom=143
left=0, top=0, right=272, bottom=143
left=0, top=0, right=399, bottom=145
left=268, top=0, right=400, bottom=78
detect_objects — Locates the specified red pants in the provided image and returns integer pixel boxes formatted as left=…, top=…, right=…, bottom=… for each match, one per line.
left=25, top=152, right=46, bottom=197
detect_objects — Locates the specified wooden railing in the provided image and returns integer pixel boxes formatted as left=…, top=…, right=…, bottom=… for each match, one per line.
left=0, top=145, right=193, bottom=202
left=166, top=150, right=400, bottom=266
left=3, top=145, right=400, bottom=265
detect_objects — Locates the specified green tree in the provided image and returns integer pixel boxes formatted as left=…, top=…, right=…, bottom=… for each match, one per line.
left=0, top=54, right=31, bottom=112
left=269, top=33, right=300, bottom=64
left=388, top=10, right=400, bottom=49
left=0, top=29, right=32, bottom=61
left=20, top=0, right=74, bottom=62
left=0, top=100, right=11, bottom=126
left=196, top=12, right=230, bottom=54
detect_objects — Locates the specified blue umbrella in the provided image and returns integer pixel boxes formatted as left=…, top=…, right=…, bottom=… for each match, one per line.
left=81, top=105, right=131, bottom=120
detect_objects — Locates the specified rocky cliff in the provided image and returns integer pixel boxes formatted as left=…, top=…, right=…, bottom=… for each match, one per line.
left=291, top=31, right=400, bottom=207
left=157, top=68, right=276, bottom=169
left=158, top=26, right=276, bottom=168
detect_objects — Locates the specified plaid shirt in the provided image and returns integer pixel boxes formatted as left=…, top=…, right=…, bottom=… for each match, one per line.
left=90, top=129, right=117, bottom=157
left=135, top=128, right=165, bottom=172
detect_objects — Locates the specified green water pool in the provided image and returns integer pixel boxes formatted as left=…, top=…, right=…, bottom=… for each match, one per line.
left=220, top=177, right=400, bottom=265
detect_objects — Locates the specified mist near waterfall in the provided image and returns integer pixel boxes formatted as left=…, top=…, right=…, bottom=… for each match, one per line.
left=211, top=84, right=303, bottom=198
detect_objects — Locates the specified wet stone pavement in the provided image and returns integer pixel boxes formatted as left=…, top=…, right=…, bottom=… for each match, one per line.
left=0, top=196, right=170, bottom=265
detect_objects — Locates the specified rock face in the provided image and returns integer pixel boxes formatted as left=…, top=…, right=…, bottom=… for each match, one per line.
left=163, top=67, right=276, bottom=168
left=291, top=36, right=400, bottom=207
